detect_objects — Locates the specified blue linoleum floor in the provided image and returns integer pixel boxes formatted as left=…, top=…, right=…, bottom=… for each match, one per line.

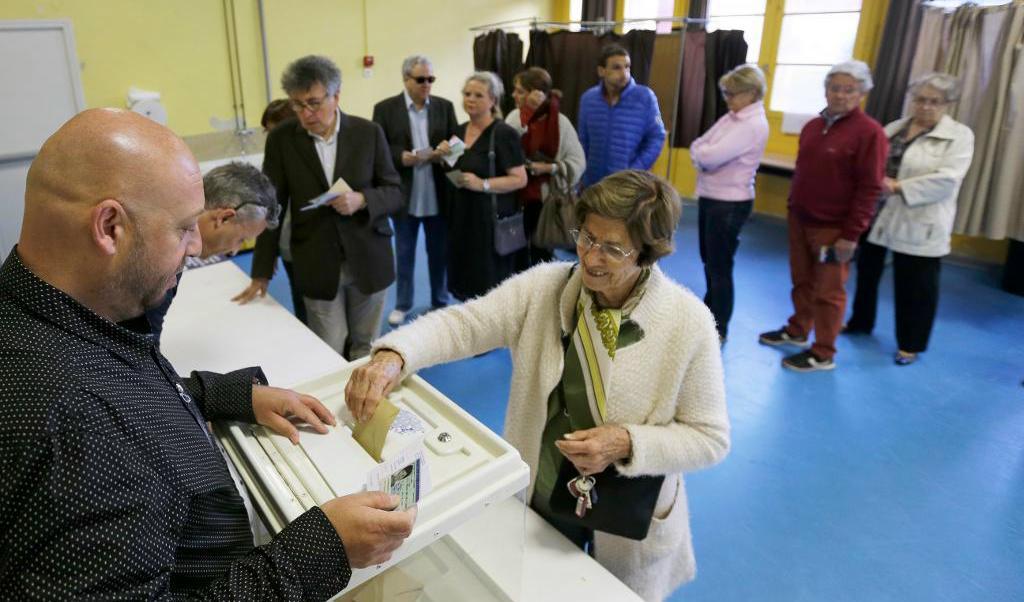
left=232, top=207, right=1024, bottom=602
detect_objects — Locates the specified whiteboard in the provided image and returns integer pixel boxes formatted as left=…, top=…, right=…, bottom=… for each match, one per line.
left=0, top=20, right=85, bottom=161
left=0, top=20, right=84, bottom=261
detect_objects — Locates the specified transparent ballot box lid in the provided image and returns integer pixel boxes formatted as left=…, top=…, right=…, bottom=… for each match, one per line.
left=216, top=359, right=530, bottom=599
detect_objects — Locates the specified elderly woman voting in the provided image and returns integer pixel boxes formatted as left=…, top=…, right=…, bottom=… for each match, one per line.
left=345, top=170, right=730, bottom=601
left=845, top=72, right=975, bottom=365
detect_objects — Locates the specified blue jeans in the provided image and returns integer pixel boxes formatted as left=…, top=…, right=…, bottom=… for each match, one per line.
left=698, top=197, right=753, bottom=338
left=393, top=213, right=449, bottom=311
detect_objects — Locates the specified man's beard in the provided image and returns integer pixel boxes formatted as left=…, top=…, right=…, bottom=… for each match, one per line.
left=106, top=242, right=184, bottom=321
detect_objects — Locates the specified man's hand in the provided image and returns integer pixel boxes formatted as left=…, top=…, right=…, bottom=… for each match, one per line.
left=329, top=191, right=367, bottom=215
left=554, top=425, right=632, bottom=476
left=401, top=150, right=422, bottom=167
left=321, top=492, right=417, bottom=568
left=345, top=350, right=404, bottom=422
left=232, top=278, right=269, bottom=304
left=253, top=385, right=336, bottom=444
left=834, top=238, right=858, bottom=263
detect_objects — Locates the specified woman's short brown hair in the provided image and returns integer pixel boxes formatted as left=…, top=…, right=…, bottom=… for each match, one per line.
left=514, top=67, right=553, bottom=95
left=575, top=170, right=682, bottom=267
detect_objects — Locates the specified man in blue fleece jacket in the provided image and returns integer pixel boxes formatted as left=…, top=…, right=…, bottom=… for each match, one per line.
left=577, top=44, right=666, bottom=188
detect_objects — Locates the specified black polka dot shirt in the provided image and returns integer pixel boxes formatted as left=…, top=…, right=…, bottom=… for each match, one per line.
left=0, top=249, right=350, bottom=600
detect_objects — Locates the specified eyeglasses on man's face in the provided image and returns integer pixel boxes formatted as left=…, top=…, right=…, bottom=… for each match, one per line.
left=288, top=92, right=332, bottom=114
left=408, top=75, right=436, bottom=84
left=571, top=229, right=635, bottom=263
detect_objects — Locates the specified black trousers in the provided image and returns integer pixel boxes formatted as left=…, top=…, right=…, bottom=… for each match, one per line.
left=848, top=240, right=942, bottom=353
left=517, top=200, right=554, bottom=271
left=281, top=260, right=308, bottom=325
left=698, top=197, right=753, bottom=338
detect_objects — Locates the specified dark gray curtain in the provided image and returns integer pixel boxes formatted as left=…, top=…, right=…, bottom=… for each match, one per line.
left=523, top=29, right=658, bottom=126
left=473, top=30, right=524, bottom=116
left=866, top=0, right=926, bottom=125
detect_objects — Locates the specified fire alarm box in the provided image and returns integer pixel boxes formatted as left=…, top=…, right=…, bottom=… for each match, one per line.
left=363, top=55, right=374, bottom=68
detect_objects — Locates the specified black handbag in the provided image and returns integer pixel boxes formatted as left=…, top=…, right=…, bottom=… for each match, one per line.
left=488, top=125, right=527, bottom=256
left=546, top=327, right=665, bottom=540
left=549, top=457, right=665, bottom=540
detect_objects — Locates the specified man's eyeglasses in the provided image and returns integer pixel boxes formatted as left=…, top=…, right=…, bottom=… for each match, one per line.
left=288, top=93, right=331, bottom=113
left=408, top=75, right=436, bottom=84
left=234, top=201, right=282, bottom=228
left=570, top=229, right=635, bottom=263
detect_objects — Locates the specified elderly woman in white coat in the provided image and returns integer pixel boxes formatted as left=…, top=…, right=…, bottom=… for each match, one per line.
left=845, top=72, right=975, bottom=364
left=346, top=170, right=729, bottom=601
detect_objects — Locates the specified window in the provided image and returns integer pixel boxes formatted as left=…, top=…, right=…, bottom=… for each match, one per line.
left=623, top=0, right=676, bottom=34
left=569, top=0, right=583, bottom=31
left=769, top=0, right=862, bottom=114
left=707, top=0, right=767, bottom=64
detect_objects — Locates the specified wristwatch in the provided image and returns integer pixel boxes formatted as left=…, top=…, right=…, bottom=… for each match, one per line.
left=482, top=178, right=491, bottom=193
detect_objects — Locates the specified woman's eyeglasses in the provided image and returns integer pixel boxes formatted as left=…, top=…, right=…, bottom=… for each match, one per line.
left=571, top=229, right=635, bottom=263
left=409, top=76, right=436, bottom=84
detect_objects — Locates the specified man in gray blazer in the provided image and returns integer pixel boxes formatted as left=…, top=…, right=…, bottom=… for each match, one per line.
left=238, top=55, right=403, bottom=360
left=372, top=55, right=458, bottom=326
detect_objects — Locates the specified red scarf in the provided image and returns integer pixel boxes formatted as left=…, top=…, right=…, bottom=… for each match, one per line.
left=519, top=94, right=561, bottom=203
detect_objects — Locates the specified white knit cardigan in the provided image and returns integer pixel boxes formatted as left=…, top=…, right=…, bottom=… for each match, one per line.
left=374, top=262, right=730, bottom=601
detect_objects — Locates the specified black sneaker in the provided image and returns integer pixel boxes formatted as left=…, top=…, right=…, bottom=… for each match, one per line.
left=759, top=327, right=811, bottom=348
left=782, top=350, right=835, bottom=372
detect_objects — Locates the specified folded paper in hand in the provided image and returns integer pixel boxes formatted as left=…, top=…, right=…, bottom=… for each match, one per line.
left=352, top=397, right=399, bottom=462
left=413, top=147, right=434, bottom=160
left=445, top=169, right=464, bottom=188
left=301, top=176, right=353, bottom=212
left=443, top=136, right=465, bottom=167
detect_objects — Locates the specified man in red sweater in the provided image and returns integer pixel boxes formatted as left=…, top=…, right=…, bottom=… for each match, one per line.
left=760, top=60, right=888, bottom=371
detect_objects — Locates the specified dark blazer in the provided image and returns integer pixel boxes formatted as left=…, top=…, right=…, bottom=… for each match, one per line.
left=252, top=112, right=403, bottom=299
left=371, top=93, right=458, bottom=216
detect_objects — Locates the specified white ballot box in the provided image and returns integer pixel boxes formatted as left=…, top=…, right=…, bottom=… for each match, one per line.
left=217, top=360, right=531, bottom=599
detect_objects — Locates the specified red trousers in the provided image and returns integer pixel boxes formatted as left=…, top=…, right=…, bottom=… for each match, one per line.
left=785, top=214, right=850, bottom=360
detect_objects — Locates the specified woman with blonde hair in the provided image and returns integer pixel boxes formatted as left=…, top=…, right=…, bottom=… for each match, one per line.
left=347, top=170, right=730, bottom=601
left=689, top=64, right=769, bottom=342
left=446, top=71, right=528, bottom=300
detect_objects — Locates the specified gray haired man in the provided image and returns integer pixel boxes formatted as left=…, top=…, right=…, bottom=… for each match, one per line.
left=239, top=54, right=403, bottom=360
left=372, top=55, right=458, bottom=326
left=145, top=161, right=279, bottom=340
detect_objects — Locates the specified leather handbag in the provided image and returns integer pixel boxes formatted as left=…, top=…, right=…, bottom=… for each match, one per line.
left=548, top=457, right=665, bottom=540
left=531, top=166, right=577, bottom=250
left=488, top=125, right=527, bottom=256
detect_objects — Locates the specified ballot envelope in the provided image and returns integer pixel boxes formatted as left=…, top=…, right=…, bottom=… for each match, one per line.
left=215, top=358, right=530, bottom=600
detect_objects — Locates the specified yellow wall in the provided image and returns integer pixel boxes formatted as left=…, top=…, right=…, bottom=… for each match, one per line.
left=0, top=0, right=555, bottom=135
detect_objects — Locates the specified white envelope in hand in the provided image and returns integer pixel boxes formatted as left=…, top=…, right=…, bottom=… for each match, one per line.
left=443, top=136, right=466, bottom=167
left=301, top=176, right=353, bottom=211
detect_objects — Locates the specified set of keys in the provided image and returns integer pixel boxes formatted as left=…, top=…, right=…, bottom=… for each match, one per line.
left=567, top=474, right=598, bottom=518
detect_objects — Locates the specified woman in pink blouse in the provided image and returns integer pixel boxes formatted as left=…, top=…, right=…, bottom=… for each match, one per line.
left=690, top=64, right=769, bottom=343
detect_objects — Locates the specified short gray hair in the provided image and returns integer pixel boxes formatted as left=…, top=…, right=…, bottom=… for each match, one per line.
left=908, top=72, right=962, bottom=103
left=281, top=55, right=341, bottom=96
left=464, top=71, right=504, bottom=118
left=203, top=162, right=280, bottom=229
left=402, top=55, right=433, bottom=78
left=826, top=60, right=873, bottom=93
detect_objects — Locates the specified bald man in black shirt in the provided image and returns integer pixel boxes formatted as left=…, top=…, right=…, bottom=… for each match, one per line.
left=0, top=108, right=415, bottom=599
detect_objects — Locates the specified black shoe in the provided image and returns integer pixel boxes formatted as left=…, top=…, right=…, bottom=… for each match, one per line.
left=759, top=327, right=811, bottom=348
left=841, top=323, right=871, bottom=335
left=782, top=350, right=835, bottom=372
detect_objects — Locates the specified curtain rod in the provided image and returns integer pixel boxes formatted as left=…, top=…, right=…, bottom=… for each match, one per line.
left=469, top=16, right=708, bottom=32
